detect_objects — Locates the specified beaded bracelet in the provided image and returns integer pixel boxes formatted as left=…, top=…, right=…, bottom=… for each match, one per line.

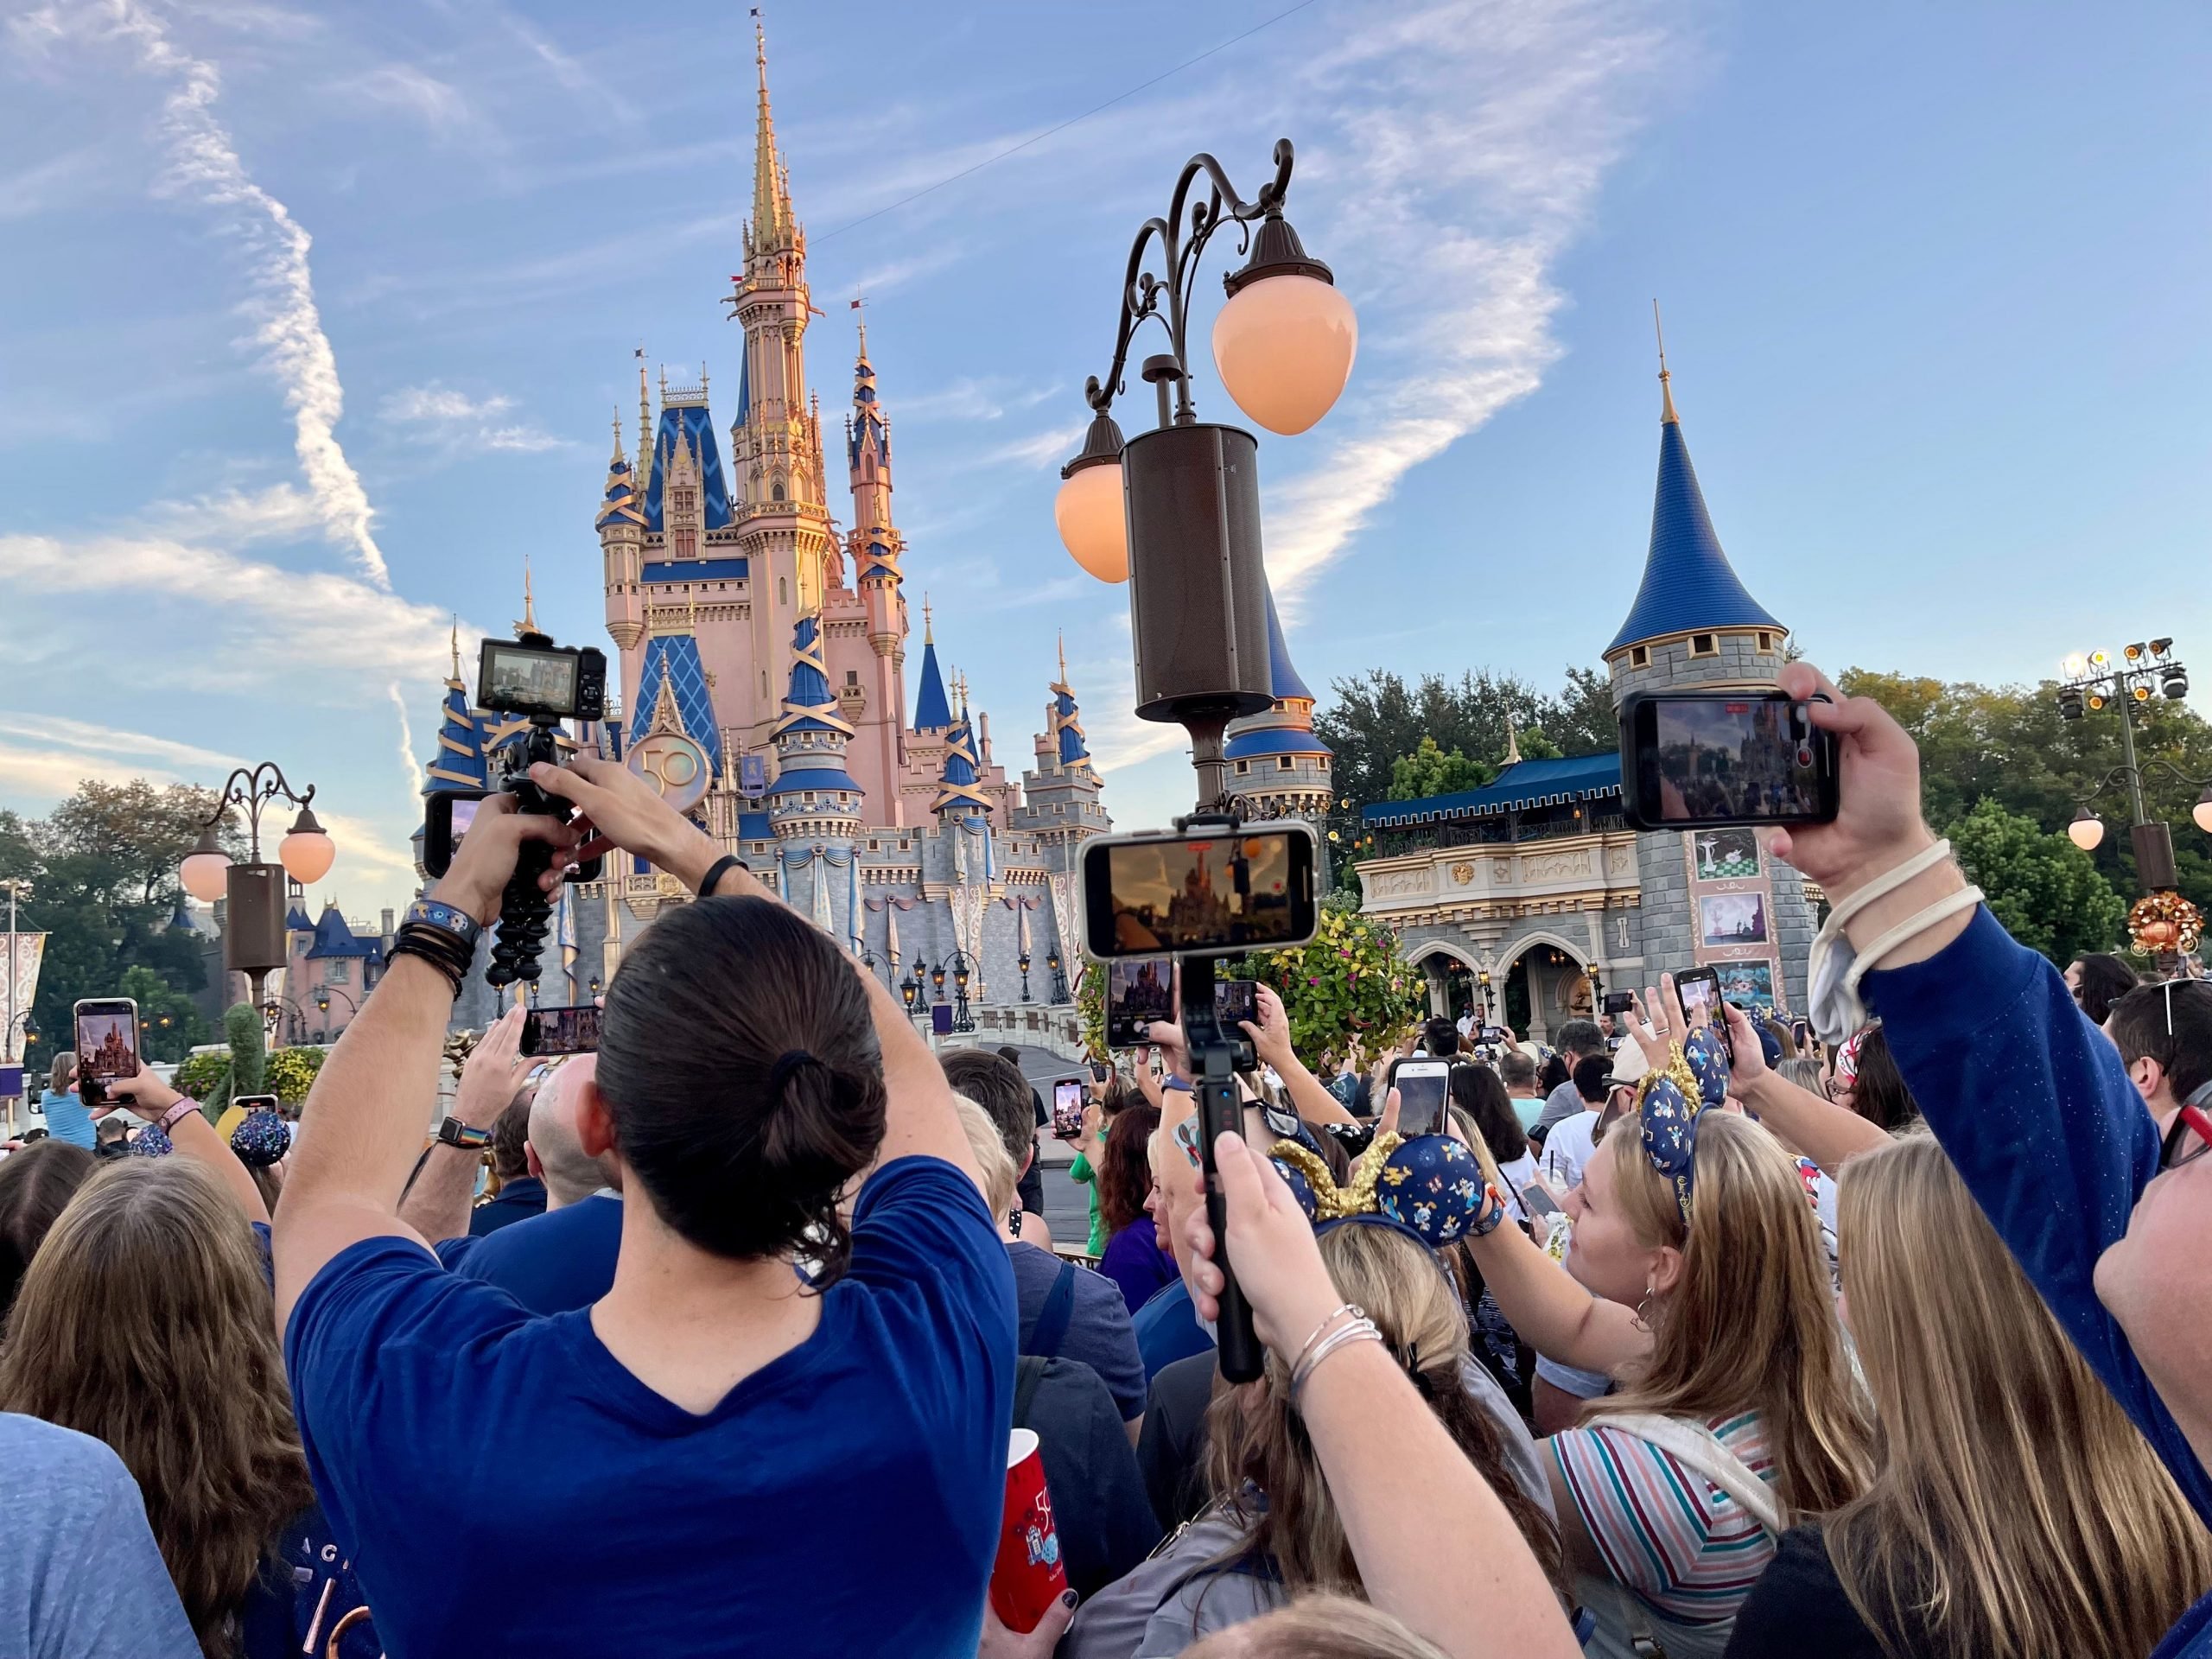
left=1291, top=1315, right=1382, bottom=1404
left=390, top=923, right=472, bottom=996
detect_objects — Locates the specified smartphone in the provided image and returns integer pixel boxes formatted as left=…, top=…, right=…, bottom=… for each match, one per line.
left=1675, top=967, right=1732, bottom=1063
left=1603, top=992, right=1635, bottom=1015
left=1089, top=1060, right=1110, bottom=1084
left=72, top=999, right=140, bottom=1107
left=1082, top=823, right=1320, bottom=958
left=231, top=1094, right=280, bottom=1116
left=1618, top=691, right=1839, bottom=831
left=1105, top=957, right=1174, bottom=1048
left=522, top=1003, right=601, bottom=1058
left=1214, top=978, right=1258, bottom=1030
left=1392, top=1059, right=1452, bottom=1137
left=1050, top=1077, right=1086, bottom=1139
left=1519, top=1180, right=1563, bottom=1219
left=1482, top=1025, right=1510, bottom=1044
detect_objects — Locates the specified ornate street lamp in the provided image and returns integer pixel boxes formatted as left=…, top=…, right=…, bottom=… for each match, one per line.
left=1046, top=947, right=1071, bottom=1006
left=929, top=961, right=947, bottom=1000
left=899, top=973, right=920, bottom=1013
left=1056, top=140, right=1354, bottom=812
left=1477, top=967, right=1492, bottom=1022
left=948, top=948, right=976, bottom=1034
left=1018, top=945, right=1033, bottom=1004
left=177, top=764, right=335, bottom=1010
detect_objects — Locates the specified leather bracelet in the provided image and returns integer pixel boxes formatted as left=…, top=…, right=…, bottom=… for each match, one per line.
left=698, top=854, right=745, bottom=897
left=394, top=918, right=474, bottom=970
left=390, top=935, right=466, bottom=996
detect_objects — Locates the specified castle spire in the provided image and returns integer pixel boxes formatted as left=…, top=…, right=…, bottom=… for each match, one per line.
left=748, top=12, right=796, bottom=257
left=1605, top=342, right=1783, bottom=658
left=449, top=616, right=461, bottom=685
left=636, top=350, right=652, bottom=475
left=515, top=559, right=537, bottom=637
left=1654, top=299, right=1678, bottom=426
left=912, top=594, right=951, bottom=732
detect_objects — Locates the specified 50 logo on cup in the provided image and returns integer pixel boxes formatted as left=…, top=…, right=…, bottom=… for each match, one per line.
left=989, top=1428, right=1067, bottom=1633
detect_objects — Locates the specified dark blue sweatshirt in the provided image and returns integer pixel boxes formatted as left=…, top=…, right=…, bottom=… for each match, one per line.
left=1864, top=906, right=2212, bottom=1656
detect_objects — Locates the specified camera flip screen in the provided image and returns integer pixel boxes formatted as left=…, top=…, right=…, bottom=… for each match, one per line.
left=1106, top=957, right=1173, bottom=1047
left=482, top=643, right=581, bottom=720
left=1100, top=836, right=1299, bottom=953
left=1648, top=697, right=1824, bottom=824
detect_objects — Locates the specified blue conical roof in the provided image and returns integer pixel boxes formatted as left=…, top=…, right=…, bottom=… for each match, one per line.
left=1263, top=589, right=1313, bottom=702
left=933, top=706, right=990, bottom=817
left=912, top=636, right=951, bottom=732
left=772, top=614, right=853, bottom=740
left=629, top=632, right=723, bottom=776
left=424, top=680, right=494, bottom=793
left=1606, top=403, right=1780, bottom=655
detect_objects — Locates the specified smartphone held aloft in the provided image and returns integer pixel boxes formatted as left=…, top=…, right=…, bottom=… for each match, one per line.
left=1618, top=691, right=1839, bottom=831
left=72, top=998, right=140, bottom=1107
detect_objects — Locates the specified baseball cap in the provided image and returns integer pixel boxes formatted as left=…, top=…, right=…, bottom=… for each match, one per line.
left=1604, top=1043, right=1650, bottom=1089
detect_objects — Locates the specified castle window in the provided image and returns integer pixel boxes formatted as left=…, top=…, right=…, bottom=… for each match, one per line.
left=1279, top=756, right=1295, bottom=771
left=1689, top=632, right=1718, bottom=658
left=1629, top=645, right=1649, bottom=669
left=845, top=671, right=859, bottom=686
left=1318, top=755, right=1330, bottom=772
left=1757, top=630, right=1774, bottom=652
left=1236, top=760, right=1250, bottom=775
left=761, top=671, right=769, bottom=697
left=868, top=839, right=880, bottom=851
left=772, top=482, right=785, bottom=502
left=778, top=577, right=788, bottom=606
left=1053, top=803, right=1065, bottom=815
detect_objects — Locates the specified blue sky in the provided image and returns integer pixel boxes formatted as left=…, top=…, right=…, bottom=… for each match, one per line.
left=3, top=0, right=2209, bottom=918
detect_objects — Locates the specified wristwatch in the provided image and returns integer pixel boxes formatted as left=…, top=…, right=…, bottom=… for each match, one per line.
left=434, top=1117, right=493, bottom=1151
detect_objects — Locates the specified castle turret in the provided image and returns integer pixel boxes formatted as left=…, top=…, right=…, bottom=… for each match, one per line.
left=1010, top=636, right=1111, bottom=866
left=598, top=413, right=647, bottom=651
left=912, top=597, right=952, bottom=733
left=845, top=315, right=908, bottom=826
left=1223, top=591, right=1333, bottom=823
left=1605, top=338, right=1811, bottom=1007
left=766, top=613, right=865, bottom=841
left=932, top=684, right=991, bottom=821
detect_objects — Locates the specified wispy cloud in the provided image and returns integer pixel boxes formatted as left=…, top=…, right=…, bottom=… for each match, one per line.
left=139, top=482, right=323, bottom=544
left=333, top=63, right=492, bottom=145
left=13, top=0, right=391, bottom=585
left=1255, top=0, right=1675, bottom=610
left=896, top=376, right=1058, bottom=423
left=0, top=143, right=114, bottom=221
left=381, top=384, right=566, bottom=454
left=0, top=713, right=241, bottom=774
left=484, top=2, right=640, bottom=129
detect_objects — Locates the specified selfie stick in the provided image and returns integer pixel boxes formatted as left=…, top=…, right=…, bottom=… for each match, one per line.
left=1173, top=810, right=1264, bottom=1386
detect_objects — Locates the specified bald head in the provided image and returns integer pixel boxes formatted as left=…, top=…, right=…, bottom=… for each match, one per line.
left=527, top=1055, right=613, bottom=1207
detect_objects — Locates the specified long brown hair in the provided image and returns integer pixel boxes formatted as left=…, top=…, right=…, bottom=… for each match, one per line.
left=1599, top=1112, right=1872, bottom=1518
left=1097, top=1100, right=1160, bottom=1234
left=1827, top=1135, right=2212, bottom=1656
left=0, top=1138, right=94, bottom=1322
left=0, top=1160, right=314, bottom=1656
left=1204, top=1223, right=1567, bottom=1605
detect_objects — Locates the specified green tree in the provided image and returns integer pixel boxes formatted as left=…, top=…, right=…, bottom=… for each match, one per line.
left=1314, top=664, right=1616, bottom=814
left=1517, top=726, right=1565, bottom=761
left=117, top=964, right=207, bottom=1065
left=1387, top=738, right=1494, bottom=801
left=1945, top=798, right=2126, bottom=963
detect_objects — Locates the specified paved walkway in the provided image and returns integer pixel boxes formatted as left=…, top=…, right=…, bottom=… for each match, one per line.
left=955, top=1039, right=1095, bottom=1248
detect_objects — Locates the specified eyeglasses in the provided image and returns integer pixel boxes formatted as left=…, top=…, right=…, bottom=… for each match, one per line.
left=2160, top=1103, right=2212, bottom=1173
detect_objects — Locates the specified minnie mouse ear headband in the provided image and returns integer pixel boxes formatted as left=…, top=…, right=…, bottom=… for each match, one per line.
left=1637, top=1026, right=1730, bottom=1223
left=1270, top=1130, right=1509, bottom=1250
left=1834, top=1020, right=1878, bottom=1087
left=229, top=1108, right=289, bottom=1168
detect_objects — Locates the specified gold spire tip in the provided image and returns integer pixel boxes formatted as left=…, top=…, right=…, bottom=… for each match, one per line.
left=1652, top=299, right=1679, bottom=424
left=449, top=616, right=461, bottom=683
left=923, top=593, right=933, bottom=644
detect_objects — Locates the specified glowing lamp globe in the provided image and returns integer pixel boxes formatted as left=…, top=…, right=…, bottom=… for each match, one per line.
left=2195, top=789, right=2212, bottom=836
left=1055, top=410, right=1130, bottom=583
left=278, top=804, right=337, bottom=884
left=1212, top=213, right=1356, bottom=435
left=179, top=828, right=232, bottom=903
left=2067, top=809, right=2105, bottom=852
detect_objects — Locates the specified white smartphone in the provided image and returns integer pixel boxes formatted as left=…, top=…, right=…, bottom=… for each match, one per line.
left=1393, top=1059, right=1452, bottom=1137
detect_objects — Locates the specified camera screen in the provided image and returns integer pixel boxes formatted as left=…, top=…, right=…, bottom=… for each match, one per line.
left=1101, top=836, right=1298, bottom=953
left=482, top=643, right=579, bottom=719
left=1052, top=1079, right=1085, bottom=1137
left=1215, top=979, right=1257, bottom=1028
left=1393, top=1065, right=1449, bottom=1136
left=525, top=1004, right=601, bottom=1057
left=1106, top=957, right=1173, bottom=1047
left=1647, top=697, right=1823, bottom=823
left=75, top=1006, right=139, bottom=1083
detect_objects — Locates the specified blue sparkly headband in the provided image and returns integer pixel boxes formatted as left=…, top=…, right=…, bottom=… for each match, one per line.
left=1638, top=1026, right=1729, bottom=1221
left=1270, top=1131, right=1493, bottom=1250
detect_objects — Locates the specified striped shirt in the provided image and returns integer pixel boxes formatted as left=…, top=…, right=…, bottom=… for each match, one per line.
left=1551, top=1409, right=1777, bottom=1625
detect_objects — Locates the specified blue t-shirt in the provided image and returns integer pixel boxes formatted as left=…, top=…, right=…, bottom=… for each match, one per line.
left=434, top=1192, right=623, bottom=1316
left=38, top=1090, right=97, bottom=1150
left=287, top=1156, right=1015, bottom=1659
left=1130, top=1277, right=1211, bottom=1382
left=0, top=1411, right=199, bottom=1659
left=467, top=1175, right=547, bottom=1236
left=2153, top=1592, right=2212, bottom=1658
left=238, top=1505, right=377, bottom=1659
left=1007, top=1239, right=1147, bottom=1422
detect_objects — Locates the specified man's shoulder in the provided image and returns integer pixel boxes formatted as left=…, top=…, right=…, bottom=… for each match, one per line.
left=467, top=1192, right=620, bottom=1257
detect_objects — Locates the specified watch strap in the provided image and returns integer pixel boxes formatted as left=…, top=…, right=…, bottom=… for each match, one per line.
left=156, top=1099, right=199, bottom=1136
left=405, top=898, right=484, bottom=949
left=435, top=1118, right=493, bottom=1150
left=698, top=854, right=746, bottom=897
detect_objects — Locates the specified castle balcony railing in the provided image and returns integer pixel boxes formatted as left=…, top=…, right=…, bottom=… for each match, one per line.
left=1355, top=828, right=1640, bottom=925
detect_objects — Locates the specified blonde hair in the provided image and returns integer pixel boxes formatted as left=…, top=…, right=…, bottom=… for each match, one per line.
left=1204, top=1223, right=1565, bottom=1607
left=1827, top=1135, right=2212, bottom=1656
left=1599, top=1112, right=1872, bottom=1518
left=0, top=1160, right=314, bottom=1656
left=949, top=1091, right=1017, bottom=1220
left=49, top=1051, right=76, bottom=1095
left=1182, top=1592, right=1448, bottom=1659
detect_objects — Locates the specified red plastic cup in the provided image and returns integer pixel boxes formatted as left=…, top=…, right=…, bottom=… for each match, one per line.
left=988, top=1427, right=1067, bottom=1633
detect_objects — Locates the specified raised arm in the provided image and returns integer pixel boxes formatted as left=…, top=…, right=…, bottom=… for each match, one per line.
left=396, top=1003, right=529, bottom=1245
left=529, top=754, right=981, bottom=1189
left=1457, top=1188, right=1648, bottom=1376
left=275, top=799, right=576, bottom=1329
left=1181, top=1132, right=1580, bottom=1659
left=1243, top=983, right=1357, bottom=1128
left=1717, top=1001, right=1887, bottom=1173
left=104, top=1069, right=270, bottom=1227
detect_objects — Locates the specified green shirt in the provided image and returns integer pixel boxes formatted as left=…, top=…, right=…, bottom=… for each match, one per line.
left=1068, top=1152, right=1108, bottom=1256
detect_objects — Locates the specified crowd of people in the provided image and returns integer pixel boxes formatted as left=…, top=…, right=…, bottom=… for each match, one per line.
left=3, top=661, right=2211, bottom=1658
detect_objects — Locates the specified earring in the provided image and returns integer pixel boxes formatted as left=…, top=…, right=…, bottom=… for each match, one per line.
left=1634, top=1281, right=1657, bottom=1328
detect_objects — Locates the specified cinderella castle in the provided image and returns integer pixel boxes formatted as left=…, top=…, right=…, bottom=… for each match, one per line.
left=414, top=22, right=1128, bottom=1033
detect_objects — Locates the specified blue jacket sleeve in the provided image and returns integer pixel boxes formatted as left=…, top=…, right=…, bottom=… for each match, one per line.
left=1861, top=906, right=2212, bottom=1521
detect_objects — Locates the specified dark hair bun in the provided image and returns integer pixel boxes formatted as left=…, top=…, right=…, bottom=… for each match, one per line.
left=595, top=899, right=887, bottom=1283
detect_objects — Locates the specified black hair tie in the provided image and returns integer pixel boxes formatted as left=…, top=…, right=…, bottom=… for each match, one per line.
left=767, top=1050, right=823, bottom=1099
